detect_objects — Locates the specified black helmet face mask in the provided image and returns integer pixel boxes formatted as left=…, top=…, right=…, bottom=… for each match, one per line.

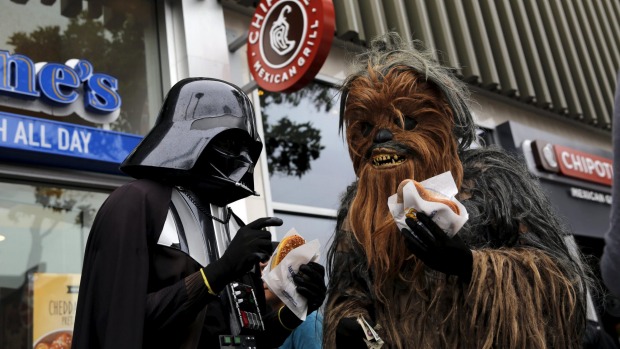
left=209, top=136, right=253, bottom=183
left=192, top=129, right=260, bottom=197
left=120, top=78, right=263, bottom=205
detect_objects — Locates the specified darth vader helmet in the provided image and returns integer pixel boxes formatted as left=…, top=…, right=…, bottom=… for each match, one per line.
left=120, top=78, right=262, bottom=205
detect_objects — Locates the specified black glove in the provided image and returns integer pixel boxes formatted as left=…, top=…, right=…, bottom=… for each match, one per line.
left=292, top=262, right=326, bottom=314
left=336, top=317, right=371, bottom=349
left=204, top=217, right=283, bottom=293
left=402, top=213, right=473, bottom=283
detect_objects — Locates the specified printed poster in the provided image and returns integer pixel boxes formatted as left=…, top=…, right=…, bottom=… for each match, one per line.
left=32, top=273, right=80, bottom=349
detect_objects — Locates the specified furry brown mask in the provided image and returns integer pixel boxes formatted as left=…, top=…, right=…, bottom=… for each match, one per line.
left=344, top=66, right=463, bottom=282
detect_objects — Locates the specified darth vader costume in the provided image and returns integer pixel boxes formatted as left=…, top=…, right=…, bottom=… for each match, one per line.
left=72, top=78, right=325, bottom=349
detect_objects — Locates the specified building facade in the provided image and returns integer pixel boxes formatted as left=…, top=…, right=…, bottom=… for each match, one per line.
left=0, top=0, right=618, bottom=347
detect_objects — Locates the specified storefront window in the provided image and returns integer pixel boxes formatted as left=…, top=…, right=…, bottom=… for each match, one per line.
left=0, top=0, right=162, bottom=135
left=260, top=80, right=355, bottom=274
left=0, top=181, right=108, bottom=348
left=260, top=81, right=356, bottom=210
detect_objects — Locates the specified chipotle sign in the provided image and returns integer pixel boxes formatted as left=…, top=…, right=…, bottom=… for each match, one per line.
left=531, top=140, right=613, bottom=186
left=247, top=0, right=335, bottom=93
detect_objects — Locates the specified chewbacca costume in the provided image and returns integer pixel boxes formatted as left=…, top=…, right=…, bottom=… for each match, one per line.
left=323, top=33, right=591, bottom=349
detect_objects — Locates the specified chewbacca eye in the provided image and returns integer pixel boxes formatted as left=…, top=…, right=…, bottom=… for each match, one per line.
left=403, top=116, right=417, bottom=130
left=360, top=122, right=373, bottom=136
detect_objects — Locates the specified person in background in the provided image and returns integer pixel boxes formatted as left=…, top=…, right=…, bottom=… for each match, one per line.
left=600, top=71, right=620, bottom=348
left=72, top=78, right=326, bottom=349
left=603, top=71, right=620, bottom=300
left=261, top=242, right=324, bottom=349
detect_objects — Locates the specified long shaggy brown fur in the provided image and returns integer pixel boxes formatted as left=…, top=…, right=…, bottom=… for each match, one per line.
left=465, top=249, right=582, bottom=349
left=324, top=33, right=589, bottom=349
left=345, top=67, right=462, bottom=300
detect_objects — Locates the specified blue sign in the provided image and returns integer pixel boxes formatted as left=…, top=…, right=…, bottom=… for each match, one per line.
left=0, top=51, right=122, bottom=124
left=0, top=111, right=141, bottom=171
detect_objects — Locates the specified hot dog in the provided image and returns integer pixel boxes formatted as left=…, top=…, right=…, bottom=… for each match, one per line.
left=397, top=179, right=460, bottom=219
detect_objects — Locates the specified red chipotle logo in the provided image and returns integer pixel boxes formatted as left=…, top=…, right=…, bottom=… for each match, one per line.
left=247, top=0, right=335, bottom=93
left=531, top=140, right=613, bottom=186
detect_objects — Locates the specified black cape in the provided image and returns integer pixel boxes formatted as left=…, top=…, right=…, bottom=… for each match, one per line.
left=72, top=179, right=292, bottom=349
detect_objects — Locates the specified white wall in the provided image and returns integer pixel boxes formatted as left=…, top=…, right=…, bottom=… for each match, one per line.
left=471, top=89, right=612, bottom=152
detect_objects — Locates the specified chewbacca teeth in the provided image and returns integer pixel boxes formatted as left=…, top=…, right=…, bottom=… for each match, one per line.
left=372, top=154, right=406, bottom=167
